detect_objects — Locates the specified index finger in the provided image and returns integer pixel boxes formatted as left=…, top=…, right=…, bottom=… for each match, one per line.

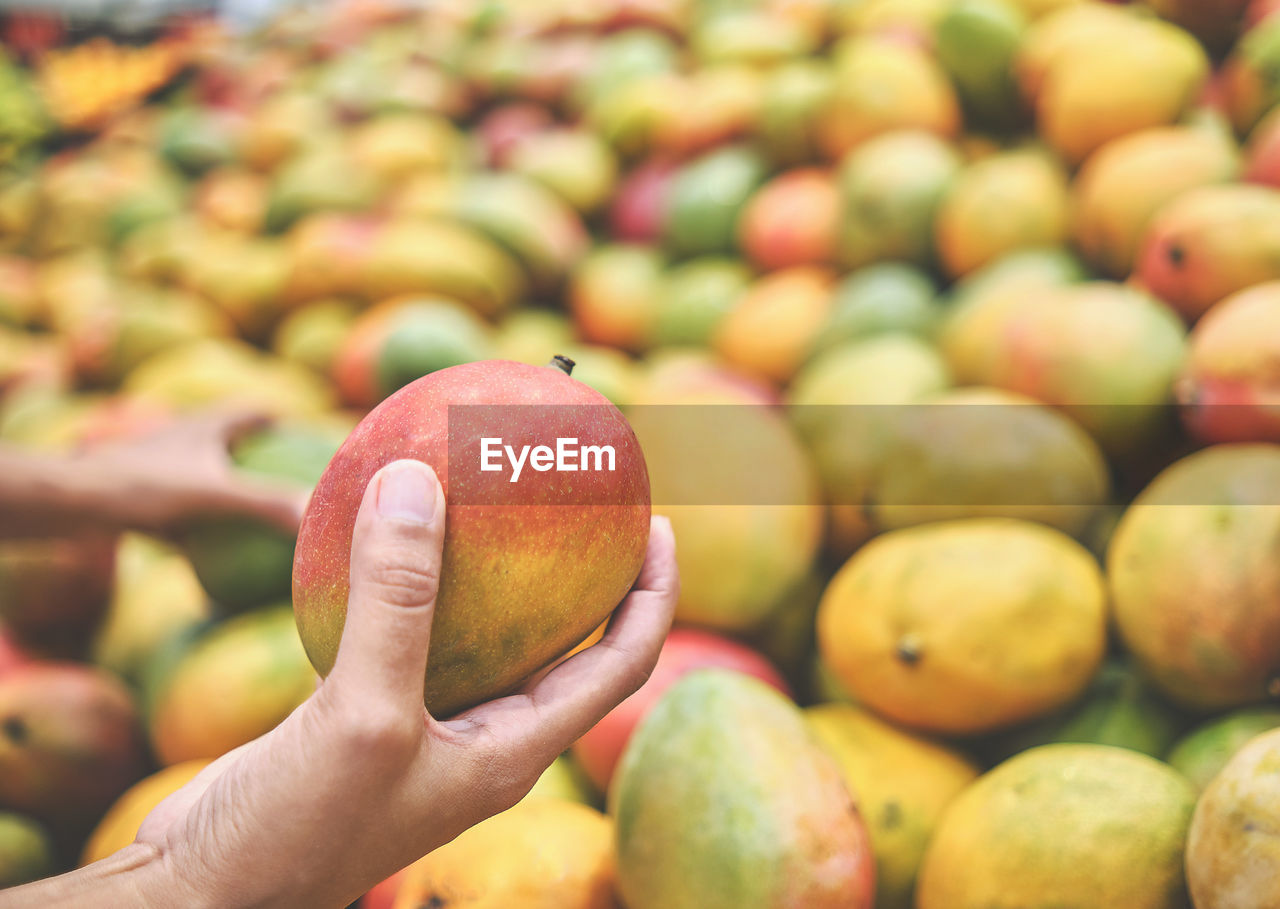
left=443, top=516, right=678, bottom=753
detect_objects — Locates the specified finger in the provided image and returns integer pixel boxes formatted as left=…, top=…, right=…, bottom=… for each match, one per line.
left=209, top=476, right=310, bottom=534
left=202, top=408, right=274, bottom=449
left=445, top=516, right=677, bottom=752
left=328, top=460, right=446, bottom=713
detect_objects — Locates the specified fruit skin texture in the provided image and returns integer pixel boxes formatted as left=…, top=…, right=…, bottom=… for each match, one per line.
left=390, top=799, right=619, bottom=909
left=571, top=628, right=789, bottom=793
left=819, top=518, right=1107, bottom=735
left=713, top=265, right=836, bottom=386
left=611, top=670, right=875, bottom=909
left=293, top=360, right=650, bottom=718
left=806, top=704, right=978, bottom=909
left=1177, top=281, right=1280, bottom=444
left=0, top=663, right=148, bottom=846
left=1186, top=727, right=1280, bottom=909
left=1134, top=184, right=1280, bottom=322
left=147, top=605, right=315, bottom=765
left=935, top=148, right=1069, bottom=280
left=1108, top=444, right=1280, bottom=710
left=1168, top=708, right=1280, bottom=792
left=0, top=813, right=54, bottom=888
left=81, top=760, right=209, bottom=865
left=917, top=744, right=1195, bottom=909
left=1072, top=125, right=1239, bottom=279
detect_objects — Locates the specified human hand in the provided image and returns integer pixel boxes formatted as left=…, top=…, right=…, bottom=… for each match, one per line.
left=70, top=410, right=308, bottom=536
left=111, top=459, right=674, bottom=908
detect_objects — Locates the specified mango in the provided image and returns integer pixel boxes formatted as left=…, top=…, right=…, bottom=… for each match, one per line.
left=0, top=664, right=148, bottom=847
left=943, top=281, right=1187, bottom=454
left=866, top=388, right=1109, bottom=537
left=346, top=112, right=463, bottom=185
left=0, top=534, right=115, bottom=659
left=1073, top=125, right=1240, bottom=278
left=294, top=359, right=650, bottom=717
left=837, top=130, right=961, bottom=270
left=651, top=257, right=750, bottom=347
left=147, top=605, right=314, bottom=764
left=569, top=244, right=664, bottom=352
left=495, top=310, right=576, bottom=366
left=1177, top=280, right=1280, bottom=443
left=263, top=144, right=380, bottom=233
left=737, top=168, right=838, bottom=272
left=182, top=423, right=341, bottom=612
left=1025, top=9, right=1208, bottom=164
left=1222, top=14, right=1280, bottom=134
left=662, top=146, right=767, bottom=258
left=1109, top=444, right=1280, bottom=710
left=1243, top=105, right=1280, bottom=186
left=92, top=533, right=211, bottom=686
left=272, top=299, right=358, bottom=377
left=813, top=263, right=941, bottom=353
left=713, top=266, right=837, bottom=386
left=755, top=60, right=833, bottom=165
left=1134, top=184, right=1280, bottom=321
left=806, top=704, right=979, bottom=909
left=1186, top=728, right=1280, bottom=909
left=0, top=813, right=54, bottom=887
left=612, top=671, right=875, bottom=909
left=81, top=760, right=209, bottom=865
left=509, top=128, right=618, bottom=215
left=631, top=368, right=820, bottom=631
left=918, top=744, right=1195, bottom=909
left=818, top=36, right=960, bottom=158
left=935, top=0, right=1028, bottom=133
left=572, top=628, right=788, bottom=793
left=392, top=800, right=619, bottom=909
left=935, top=147, right=1069, bottom=279
left=818, top=518, right=1107, bottom=735
left=1168, top=708, right=1280, bottom=792
left=194, top=167, right=268, bottom=234
left=608, top=158, right=675, bottom=244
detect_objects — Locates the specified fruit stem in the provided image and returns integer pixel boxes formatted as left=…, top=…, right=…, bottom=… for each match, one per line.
left=549, top=355, right=576, bottom=376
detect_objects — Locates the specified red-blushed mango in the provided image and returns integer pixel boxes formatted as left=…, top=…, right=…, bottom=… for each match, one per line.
left=1243, top=106, right=1280, bottom=186
left=818, top=518, right=1107, bottom=735
left=1178, top=281, right=1280, bottom=444
left=147, top=605, right=315, bottom=765
left=1168, top=708, right=1280, bottom=792
left=569, top=244, right=664, bottom=353
left=608, top=158, right=676, bottom=244
left=81, top=760, right=209, bottom=865
left=0, top=663, right=148, bottom=846
left=1222, top=15, right=1280, bottom=135
left=837, top=130, right=961, bottom=269
left=629, top=364, right=819, bottom=632
left=918, top=745, right=1196, bottom=909
left=737, top=168, right=839, bottom=271
left=294, top=359, right=650, bottom=718
left=474, top=103, right=554, bottom=167
left=864, top=388, right=1109, bottom=537
left=1186, top=728, right=1280, bottom=909
left=1108, top=444, right=1280, bottom=710
left=817, top=36, right=960, bottom=159
left=934, top=148, right=1069, bottom=279
left=713, top=266, right=837, bottom=386
left=1018, top=7, right=1208, bottom=164
left=572, top=628, right=789, bottom=793
left=942, top=282, right=1187, bottom=454
left=612, top=670, right=875, bottom=909
left=0, top=533, right=115, bottom=659
left=1072, top=125, right=1239, bottom=278
left=1134, top=184, right=1280, bottom=321
left=806, top=704, right=979, bottom=909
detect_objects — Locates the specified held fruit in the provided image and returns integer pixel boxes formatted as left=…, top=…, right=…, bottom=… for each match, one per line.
left=293, top=359, right=650, bottom=718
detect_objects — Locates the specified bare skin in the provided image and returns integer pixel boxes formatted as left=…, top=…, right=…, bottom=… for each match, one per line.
left=0, top=460, right=679, bottom=908
left=0, top=411, right=309, bottom=540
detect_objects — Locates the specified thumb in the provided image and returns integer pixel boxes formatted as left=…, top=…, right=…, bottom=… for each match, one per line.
left=328, top=459, right=446, bottom=712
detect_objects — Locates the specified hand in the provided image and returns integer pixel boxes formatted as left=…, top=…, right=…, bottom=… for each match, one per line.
left=109, top=460, right=675, bottom=908
left=70, top=410, right=308, bottom=536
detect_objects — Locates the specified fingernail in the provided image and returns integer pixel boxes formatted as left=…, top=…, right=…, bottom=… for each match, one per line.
left=377, top=460, right=438, bottom=523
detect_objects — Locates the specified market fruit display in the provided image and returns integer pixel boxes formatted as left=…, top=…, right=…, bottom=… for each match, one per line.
left=3, top=0, right=1280, bottom=903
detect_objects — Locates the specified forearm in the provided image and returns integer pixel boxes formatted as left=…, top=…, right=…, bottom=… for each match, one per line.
left=0, top=844, right=204, bottom=909
left=0, top=448, right=121, bottom=539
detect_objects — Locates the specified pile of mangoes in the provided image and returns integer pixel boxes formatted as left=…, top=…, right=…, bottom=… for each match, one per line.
left=2, top=0, right=1280, bottom=906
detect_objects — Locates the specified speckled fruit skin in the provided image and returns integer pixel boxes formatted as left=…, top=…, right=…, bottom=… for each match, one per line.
left=292, top=359, right=650, bottom=718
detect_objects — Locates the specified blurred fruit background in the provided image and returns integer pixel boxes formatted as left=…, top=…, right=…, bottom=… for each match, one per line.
left=2, top=0, right=1280, bottom=906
